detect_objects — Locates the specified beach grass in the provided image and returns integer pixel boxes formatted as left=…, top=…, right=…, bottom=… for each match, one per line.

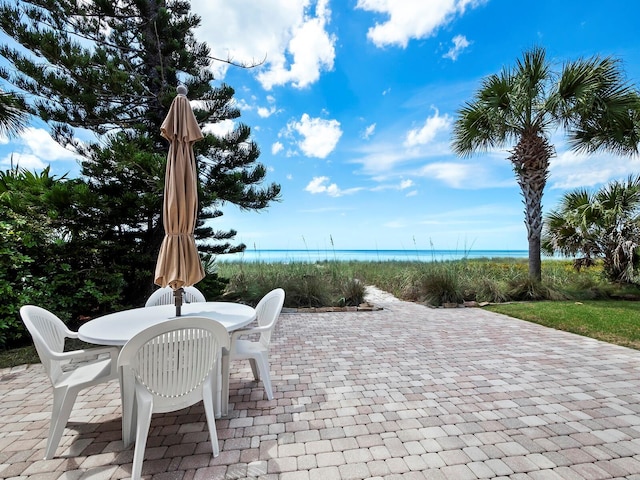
left=216, top=257, right=630, bottom=306
left=218, top=260, right=368, bottom=307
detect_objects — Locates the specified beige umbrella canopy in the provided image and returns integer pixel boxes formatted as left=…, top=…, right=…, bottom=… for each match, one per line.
left=154, top=85, right=205, bottom=315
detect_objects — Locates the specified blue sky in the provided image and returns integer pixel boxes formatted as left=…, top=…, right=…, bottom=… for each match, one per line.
left=2, top=0, right=640, bottom=252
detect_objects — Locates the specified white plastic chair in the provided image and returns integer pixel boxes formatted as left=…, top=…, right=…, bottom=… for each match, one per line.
left=19, top=305, right=119, bottom=460
left=118, top=317, right=229, bottom=480
left=144, top=285, right=206, bottom=307
left=221, top=288, right=285, bottom=414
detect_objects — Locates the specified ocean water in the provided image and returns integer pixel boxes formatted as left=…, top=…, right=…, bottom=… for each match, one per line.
left=217, top=249, right=531, bottom=263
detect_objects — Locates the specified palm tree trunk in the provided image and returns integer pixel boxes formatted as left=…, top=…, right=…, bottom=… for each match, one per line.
left=521, top=177, right=543, bottom=281
left=510, top=134, right=554, bottom=282
left=527, top=231, right=542, bottom=282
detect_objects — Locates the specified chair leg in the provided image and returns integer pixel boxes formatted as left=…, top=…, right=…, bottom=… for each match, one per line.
left=120, top=367, right=136, bottom=447
left=248, top=358, right=260, bottom=381
left=45, top=386, right=79, bottom=460
left=220, top=349, right=230, bottom=417
left=203, top=375, right=220, bottom=457
left=255, top=354, right=273, bottom=400
left=131, top=388, right=153, bottom=480
left=211, top=350, right=223, bottom=418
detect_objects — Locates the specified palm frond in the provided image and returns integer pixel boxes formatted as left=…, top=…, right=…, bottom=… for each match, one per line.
left=556, top=56, right=640, bottom=155
left=514, top=46, right=550, bottom=97
left=0, top=91, right=30, bottom=138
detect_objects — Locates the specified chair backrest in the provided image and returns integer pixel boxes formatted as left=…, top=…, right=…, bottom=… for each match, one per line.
left=255, top=288, right=285, bottom=347
left=118, top=317, right=229, bottom=412
left=19, top=305, right=73, bottom=382
left=144, top=286, right=206, bottom=307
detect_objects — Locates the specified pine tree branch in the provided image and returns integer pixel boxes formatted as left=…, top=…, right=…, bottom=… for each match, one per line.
left=208, top=52, right=267, bottom=69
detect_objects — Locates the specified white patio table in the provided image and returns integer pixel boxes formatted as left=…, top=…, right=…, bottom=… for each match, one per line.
left=78, top=302, right=255, bottom=346
left=78, top=301, right=256, bottom=446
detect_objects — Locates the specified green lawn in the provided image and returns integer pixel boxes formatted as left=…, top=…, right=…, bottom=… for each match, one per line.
left=486, top=300, right=640, bottom=350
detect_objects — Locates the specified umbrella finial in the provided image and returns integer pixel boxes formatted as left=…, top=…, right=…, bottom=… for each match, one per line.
left=177, top=84, right=188, bottom=96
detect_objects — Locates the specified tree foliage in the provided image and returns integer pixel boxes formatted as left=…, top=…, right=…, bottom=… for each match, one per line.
left=452, top=46, right=640, bottom=282
left=0, top=0, right=281, bottom=321
left=543, top=175, right=640, bottom=283
left=0, top=167, right=127, bottom=347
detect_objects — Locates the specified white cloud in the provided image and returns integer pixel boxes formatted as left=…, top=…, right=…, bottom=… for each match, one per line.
left=355, top=0, right=486, bottom=48
left=404, top=109, right=452, bottom=147
left=443, top=34, right=470, bottom=61
left=305, top=176, right=362, bottom=197
left=351, top=109, right=454, bottom=176
left=399, top=179, right=414, bottom=189
left=257, top=106, right=277, bottom=118
left=416, top=162, right=472, bottom=188
left=0, top=152, right=47, bottom=170
left=272, top=142, right=284, bottom=155
left=0, top=127, right=85, bottom=176
left=234, top=98, right=253, bottom=112
left=413, top=160, right=515, bottom=190
left=236, top=94, right=279, bottom=118
left=361, top=123, right=376, bottom=140
left=306, top=176, right=339, bottom=195
left=0, top=127, right=80, bottom=170
left=549, top=149, right=640, bottom=190
left=371, top=178, right=415, bottom=192
left=352, top=143, right=425, bottom=175
left=286, top=113, right=342, bottom=158
left=25, top=128, right=77, bottom=160
left=192, top=0, right=335, bottom=90
left=202, top=119, right=235, bottom=137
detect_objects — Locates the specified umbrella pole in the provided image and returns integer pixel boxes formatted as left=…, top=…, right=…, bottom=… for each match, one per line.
left=174, top=287, right=184, bottom=316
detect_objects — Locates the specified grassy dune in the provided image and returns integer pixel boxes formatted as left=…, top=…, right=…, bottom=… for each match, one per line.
left=217, top=257, right=639, bottom=306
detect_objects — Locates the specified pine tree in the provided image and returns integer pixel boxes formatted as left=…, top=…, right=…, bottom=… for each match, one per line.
left=0, top=0, right=280, bottom=306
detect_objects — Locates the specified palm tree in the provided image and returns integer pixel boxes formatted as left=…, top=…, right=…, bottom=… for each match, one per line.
left=542, top=188, right=600, bottom=269
left=0, top=90, right=29, bottom=138
left=452, top=47, right=640, bottom=281
left=543, top=175, right=640, bottom=282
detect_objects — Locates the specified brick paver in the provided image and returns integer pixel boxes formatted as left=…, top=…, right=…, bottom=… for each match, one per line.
left=1, top=286, right=640, bottom=479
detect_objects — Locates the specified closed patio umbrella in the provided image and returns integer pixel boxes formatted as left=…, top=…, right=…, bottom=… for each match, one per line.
left=154, top=84, right=205, bottom=316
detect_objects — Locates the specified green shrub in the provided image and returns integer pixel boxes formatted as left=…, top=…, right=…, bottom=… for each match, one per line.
left=339, top=278, right=366, bottom=306
left=470, top=277, right=510, bottom=303
left=197, top=255, right=230, bottom=301
left=282, top=273, right=330, bottom=308
left=418, top=265, right=465, bottom=306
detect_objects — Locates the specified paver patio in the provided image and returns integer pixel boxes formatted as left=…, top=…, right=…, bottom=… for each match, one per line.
left=1, top=287, right=640, bottom=479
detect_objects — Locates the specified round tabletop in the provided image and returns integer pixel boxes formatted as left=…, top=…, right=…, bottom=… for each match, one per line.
left=78, top=302, right=256, bottom=346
